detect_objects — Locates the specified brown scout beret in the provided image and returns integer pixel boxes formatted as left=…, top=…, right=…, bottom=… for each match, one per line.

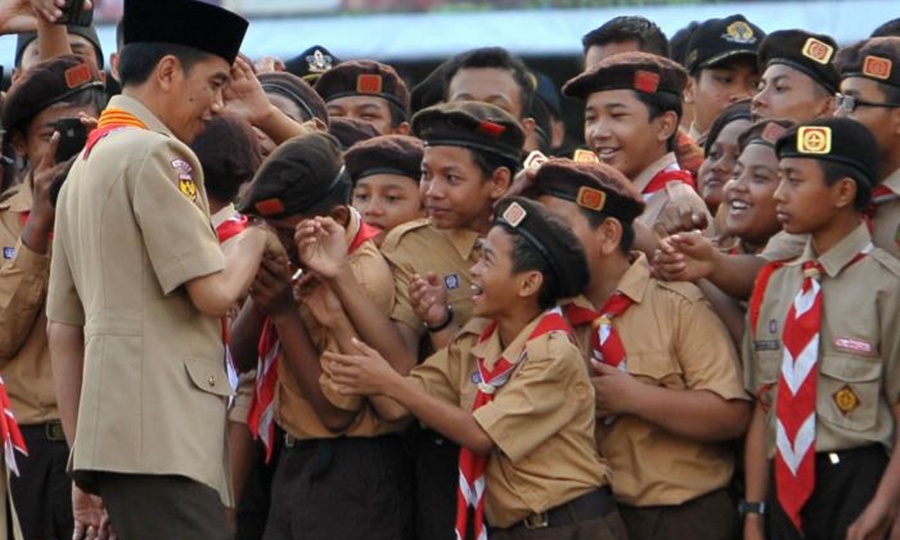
left=329, top=117, right=381, bottom=150
left=238, top=132, right=348, bottom=220
left=190, top=114, right=263, bottom=201
left=411, top=101, right=525, bottom=164
left=2, top=54, right=103, bottom=134
left=315, top=59, right=411, bottom=112
left=562, top=51, right=688, bottom=100
left=737, top=119, right=795, bottom=151
left=344, top=135, right=424, bottom=184
left=835, top=36, right=900, bottom=88
left=758, top=30, right=840, bottom=93
left=494, top=196, right=590, bottom=299
left=259, top=71, right=330, bottom=127
left=528, top=158, right=646, bottom=223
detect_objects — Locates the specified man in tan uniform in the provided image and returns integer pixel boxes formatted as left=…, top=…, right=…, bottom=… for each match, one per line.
left=528, top=159, right=751, bottom=540
left=0, top=54, right=105, bottom=539
left=45, top=1, right=275, bottom=537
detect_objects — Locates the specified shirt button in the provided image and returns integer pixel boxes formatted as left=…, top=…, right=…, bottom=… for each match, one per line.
left=207, top=375, right=216, bottom=387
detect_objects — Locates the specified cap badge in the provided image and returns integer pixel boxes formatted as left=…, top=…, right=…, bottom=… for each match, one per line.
left=686, top=49, right=698, bottom=68
left=254, top=198, right=286, bottom=216
left=634, top=70, right=660, bottom=93
left=797, top=126, right=832, bottom=155
left=476, top=121, right=506, bottom=137
left=575, top=186, right=606, bottom=212
left=64, top=63, right=93, bottom=89
left=722, top=21, right=757, bottom=44
left=833, top=385, right=860, bottom=415
left=306, top=49, right=333, bottom=74
left=501, top=201, right=527, bottom=227
left=760, top=122, right=787, bottom=144
left=801, top=37, right=834, bottom=65
left=572, top=149, right=599, bottom=163
left=356, top=74, right=383, bottom=94
left=863, top=55, right=892, bottom=80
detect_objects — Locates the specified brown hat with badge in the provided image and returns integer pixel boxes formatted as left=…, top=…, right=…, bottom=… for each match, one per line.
left=411, top=101, right=525, bottom=166
left=259, top=71, right=330, bottom=127
left=345, top=135, right=424, bottom=185
left=835, top=36, right=900, bottom=88
left=329, top=117, right=380, bottom=150
left=562, top=51, right=688, bottom=100
left=738, top=119, right=795, bottom=151
left=315, top=59, right=411, bottom=113
left=2, top=54, right=104, bottom=134
left=684, top=14, right=765, bottom=74
left=123, top=0, right=248, bottom=64
left=494, top=196, right=590, bottom=301
left=758, top=30, right=840, bottom=93
left=775, top=117, right=879, bottom=189
left=238, top=132, right=350, bottom=220
left=527, top=158, right=646, bottom=224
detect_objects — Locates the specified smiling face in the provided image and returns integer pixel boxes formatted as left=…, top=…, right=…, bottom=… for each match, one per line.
left=165, top=55, right=230, bottom=144
left=699, top=117, right=751, bottom=209
left=583, top=88, right=673, bottom=180
left=420, top=145, right=505, bottom=231
left=326, top=95, right=397, bottom=135
left=351, top=173, right=424, bottom=244
left=724, top=143, right=782, bottom=245
left=470, top=225, right=530, bottom=319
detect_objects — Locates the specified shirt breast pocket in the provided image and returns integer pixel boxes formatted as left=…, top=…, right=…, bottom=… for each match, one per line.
left=626, top=351, right=685, bottom=390
left=818, top=354, right=882, bottom=432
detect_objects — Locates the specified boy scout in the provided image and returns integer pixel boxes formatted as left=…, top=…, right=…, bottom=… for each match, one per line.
left=751, top=30, right=839, bottom=122
left=0, top=54, right=105, bottom=539
left=683, top=15, right=764, bottom=143
left=562, top=52, right=711, bottom=231
left=326, top=197, right=627, bottom=540
left=315, top=59, right=411, bottom=135
left=45, top=1, right=275, bottom=537
left=743, top=117, right=900, bottom=540
left=528, top=158, right=751, bottom=540
left=234, top=132, right=413, bottom=540
left=345, top=134, right=425, bottom=245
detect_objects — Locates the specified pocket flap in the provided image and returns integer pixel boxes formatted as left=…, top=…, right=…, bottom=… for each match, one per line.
left=820, top=354, right=881, bottom=383
left=184, top=357, right=233, bottom=397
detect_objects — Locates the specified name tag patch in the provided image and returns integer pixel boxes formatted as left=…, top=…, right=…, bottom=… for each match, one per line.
left=754, top=340, right=781, bottom=351
left=2, top=247, right=14, bottom=260
left=833, top=337, right=873, bottom=355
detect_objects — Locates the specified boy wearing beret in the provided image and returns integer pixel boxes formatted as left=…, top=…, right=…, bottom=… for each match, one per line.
left=528, top=158, right=751, bottom=540
left=315, top=59, right=411, bottom=136
left=234, top=132, right=413, bottom=540
left=326, top=197, right=627, bottom=540
left=345, top=134, right=425, bottom=246
left=743, top=117, right=900, bottom=540
left=563, top=52, right=711, bottom=232
left=752, top=29, right=838, bottom=122
left=0, top=54, right=105, bottom=539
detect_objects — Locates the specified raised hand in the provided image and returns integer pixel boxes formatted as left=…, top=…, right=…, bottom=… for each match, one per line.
left=409, top=272, right=449, bottom=328
left=294, top=216, right=348, bottom=280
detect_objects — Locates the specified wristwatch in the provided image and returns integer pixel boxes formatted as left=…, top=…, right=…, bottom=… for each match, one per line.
left=425, top=305, right=454, bottom=333
left=739, top=500, right=767, bottom=517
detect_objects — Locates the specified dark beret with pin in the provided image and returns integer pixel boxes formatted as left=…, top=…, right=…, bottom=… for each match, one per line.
left=329, top=117, right=381, bottom=150
left=835, top=36, right=900, bottom=88
left=411, top=101, right=525, bottom=165
left=315, top=59, right=410, bottom=112
left=758, top=29, right=840, bottom=93
left=562, top=51, right=688, bottom=100
left=259, top=71, right=330, bottom=127
left=344, top=135, right=424, bottom=185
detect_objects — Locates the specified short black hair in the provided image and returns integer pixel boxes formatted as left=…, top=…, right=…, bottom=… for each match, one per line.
left=635, top=90, right=682, bottom=152
left=820, top=160, right=871, bottom=212
left=118, top=42, right=212, bottom=87
left=581, top=16, right=669, bottom=58
left=444, top=47, right=535, bottom=119
left=580, top=206, right=637, bottom=254
left=502, top=213, right=589, bottom=310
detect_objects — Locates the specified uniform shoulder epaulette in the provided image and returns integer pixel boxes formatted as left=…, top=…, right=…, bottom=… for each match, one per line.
left=380, top=218, right=432, bottom=252
left=656, top=279, right=706, bottom=303
left=869, top=248, right=900, bottom=278
left=748, top=260, right=787, bottom=338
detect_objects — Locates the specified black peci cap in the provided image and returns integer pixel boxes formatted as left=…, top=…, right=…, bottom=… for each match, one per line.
left=684, top=14, right=765, bottom=74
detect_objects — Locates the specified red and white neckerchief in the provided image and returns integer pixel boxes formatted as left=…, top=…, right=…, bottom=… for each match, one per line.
left=246, top=212, right=380, bottom=462
left=642, top=165, right=696, bottom=201
left=455, top=308, right=572, bottom=540
left=864, top=184, right=900, bottom=237
left=775, top=246, right=870, bottom=533
left=216, top=212, right=249, bottom=407
left=0, top=376, right=27, bottom=476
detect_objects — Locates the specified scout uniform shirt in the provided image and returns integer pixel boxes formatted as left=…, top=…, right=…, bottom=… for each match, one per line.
left=0, top=177, right=57, bottom=425
left=46, top=94, right=234, bottom=504
left=276, top=209, right=404, bottom=439
left=632, top=152, right=711, bottom=231
left=381, top=218, right=481, bottom=341
left=744, top=224, right=900, bottom=457
left=566, top=253, right=749, bottom=506
left=410, top=315, right=610, bottom=528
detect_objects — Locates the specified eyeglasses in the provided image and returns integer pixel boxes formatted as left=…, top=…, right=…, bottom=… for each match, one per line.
left=836, top=93, right=900, bottom=114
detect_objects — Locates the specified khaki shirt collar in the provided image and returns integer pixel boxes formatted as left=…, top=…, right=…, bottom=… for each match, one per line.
left=1, top=175, right=34, bottom=213
left=882, top=168, right=900, bottom=195
left=797, top=223, right=873, bottom=279
left=470, top=314, right=544, bottom=371
left=633, top=152, right=678, bottom=193
left=616, top=252, right=653, bottom=304
left=108, top=94, right=175, bottom=138
left=443, top=225, right=483, bottom=261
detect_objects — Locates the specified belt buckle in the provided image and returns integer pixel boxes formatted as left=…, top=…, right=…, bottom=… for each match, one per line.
left=524, top=511, right=549, bottom=530
left=45, top=421, right=65, bottom=442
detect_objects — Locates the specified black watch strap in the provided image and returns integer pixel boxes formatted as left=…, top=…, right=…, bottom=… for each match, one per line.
left=425, top=305, right=454, bottom=333
left=739, top=501, right=767, bottom=516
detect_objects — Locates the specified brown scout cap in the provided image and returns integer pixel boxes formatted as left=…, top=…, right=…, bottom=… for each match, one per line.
left=411, top=101, right=525, bottom=164
left=259, top=71, right=330, bottom=127
left=562, top=51, right=688, bottom=100
left=315, top=59, right=411, bottom=112
left=329, top=117, right=381, bottom=150
left=344, top=134, right=424, bottom=184
left=835, top=36, right=900, bottom=88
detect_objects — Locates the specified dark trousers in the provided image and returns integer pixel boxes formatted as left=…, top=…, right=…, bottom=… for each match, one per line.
left=8, top=422, right=72, bottom=540
left=491, top=487, right=628, bottom=540
left=235, top=425, right=284, bottom=540
left=413, top=427, right=459, bottom=540
left=767, top=445, right=888, bottom=540
left=262, top=434, right=413, bottom=540
left=94, top=472, right=231, bottom=540
left=618, top=488, right=738, bottom=540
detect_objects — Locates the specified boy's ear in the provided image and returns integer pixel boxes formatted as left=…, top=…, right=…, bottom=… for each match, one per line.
left=517, top=270, right=544, bottom=300
left=330, top=204, right=350, bottom=225
left=655, top=110, right=679, bottom=144
left=597, top=217, right=624, bottom=256
left=488, top=166, right=512, bottom=199
left=831, top=176, right=858, bottom=210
